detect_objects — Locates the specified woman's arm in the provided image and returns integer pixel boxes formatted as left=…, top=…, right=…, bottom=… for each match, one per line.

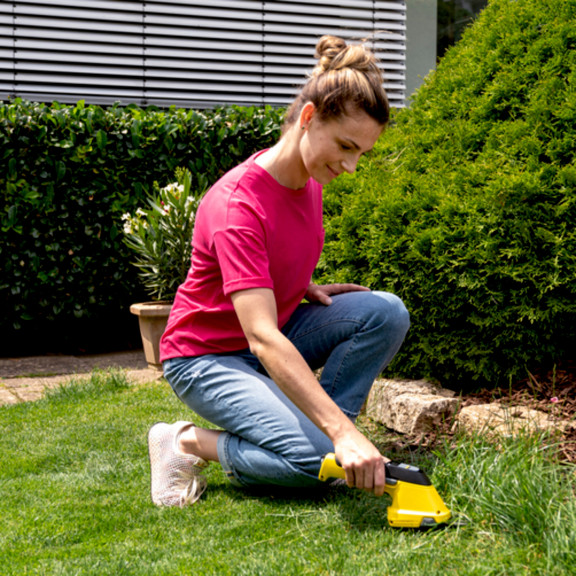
left=231, top=287, right=386, bottom=495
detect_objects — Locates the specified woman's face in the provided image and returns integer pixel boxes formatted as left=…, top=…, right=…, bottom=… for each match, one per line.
left=299, top=106, right=383, bottom=185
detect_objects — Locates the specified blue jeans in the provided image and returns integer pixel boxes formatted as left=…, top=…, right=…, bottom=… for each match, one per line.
left=163, top=291, right=409, bottom=489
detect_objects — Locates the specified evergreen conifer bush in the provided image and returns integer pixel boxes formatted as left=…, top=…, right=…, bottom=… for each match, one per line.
left=318, top=0, right=576, bottom=389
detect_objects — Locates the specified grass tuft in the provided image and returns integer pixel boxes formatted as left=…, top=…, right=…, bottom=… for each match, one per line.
left=44, top=368, right=131, bottom=401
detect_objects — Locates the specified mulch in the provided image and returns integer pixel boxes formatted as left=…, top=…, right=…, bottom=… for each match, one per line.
left=461, top=362, right=576, bottom=463
left=377, top=362, right=576, bottom=464
left=463, top=362, right=576, bottom=420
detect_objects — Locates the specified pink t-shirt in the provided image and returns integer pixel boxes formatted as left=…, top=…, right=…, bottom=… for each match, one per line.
left=160, top=151, right=325, bottom=360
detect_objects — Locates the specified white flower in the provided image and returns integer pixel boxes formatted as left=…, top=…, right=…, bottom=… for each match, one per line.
left=163, top=182, right=179, bottom=194
left=136, top=207, right=147, bottom=218
left=123, top=221, right=133, bottom=234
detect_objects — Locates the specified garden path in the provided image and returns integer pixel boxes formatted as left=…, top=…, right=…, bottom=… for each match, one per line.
left=0, top=350, right=162, bottom=406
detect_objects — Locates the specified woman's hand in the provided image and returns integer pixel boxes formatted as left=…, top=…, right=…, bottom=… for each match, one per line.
left=334, top=431, right=390, bottom=497
left=305, top=283, right=370, bottom=306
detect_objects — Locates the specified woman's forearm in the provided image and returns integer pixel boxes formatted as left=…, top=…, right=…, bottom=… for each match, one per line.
left=250, top=329, right=357, bottom=444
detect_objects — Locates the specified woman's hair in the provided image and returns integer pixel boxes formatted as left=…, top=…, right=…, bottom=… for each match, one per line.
left=284, top=35, right=390, bottom=131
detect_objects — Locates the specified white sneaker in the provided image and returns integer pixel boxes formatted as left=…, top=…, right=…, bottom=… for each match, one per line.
left=148, top=421, right=209, bottom=507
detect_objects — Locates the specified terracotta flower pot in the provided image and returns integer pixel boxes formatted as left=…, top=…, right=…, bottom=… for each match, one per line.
left=130, top=301, right=172, bottom=370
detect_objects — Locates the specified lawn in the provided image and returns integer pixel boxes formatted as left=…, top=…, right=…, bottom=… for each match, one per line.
left=1, top=370, right=575, bottom=576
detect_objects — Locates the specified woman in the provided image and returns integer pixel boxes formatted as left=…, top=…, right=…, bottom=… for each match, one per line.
left=148, top=35, right=410, bottom=507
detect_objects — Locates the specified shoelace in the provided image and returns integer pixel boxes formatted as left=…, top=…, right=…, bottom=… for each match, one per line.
left=174, top=467, right=208, bottom=507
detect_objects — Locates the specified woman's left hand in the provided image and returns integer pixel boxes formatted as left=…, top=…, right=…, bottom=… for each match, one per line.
left=305, top=283, right=370, bottom=306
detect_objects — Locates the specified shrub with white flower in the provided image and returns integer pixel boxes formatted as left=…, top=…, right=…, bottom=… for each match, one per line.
left=122, top=168, right=207, bottom=301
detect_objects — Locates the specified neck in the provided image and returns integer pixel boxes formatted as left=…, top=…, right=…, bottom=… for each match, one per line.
left=256, top=129, right=309, bottom=189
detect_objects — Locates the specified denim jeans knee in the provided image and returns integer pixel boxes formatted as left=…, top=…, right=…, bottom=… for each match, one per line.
left=283, top=290, right=409, bottom=418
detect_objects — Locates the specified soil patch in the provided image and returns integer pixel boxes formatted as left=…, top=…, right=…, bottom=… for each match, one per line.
left=461, top=362, right=576, bottom=462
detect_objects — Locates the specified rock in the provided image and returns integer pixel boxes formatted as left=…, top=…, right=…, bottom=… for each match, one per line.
left=455, top=403, right=573, bottom=437
left=366, top=378, right=460, bottom=435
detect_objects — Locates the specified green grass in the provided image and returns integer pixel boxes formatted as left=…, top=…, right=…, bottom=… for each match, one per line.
left=1, top=370, right=575, bottom=576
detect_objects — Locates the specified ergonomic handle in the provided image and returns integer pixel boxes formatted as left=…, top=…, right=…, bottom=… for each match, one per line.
left=318, top=453, right=431, bottom=486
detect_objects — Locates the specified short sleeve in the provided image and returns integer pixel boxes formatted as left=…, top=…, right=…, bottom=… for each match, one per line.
left=213, top=225, right=274, bottom=296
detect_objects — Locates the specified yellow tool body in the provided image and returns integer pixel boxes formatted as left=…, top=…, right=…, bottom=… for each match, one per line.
left=318, top=453, right=452, bottom=528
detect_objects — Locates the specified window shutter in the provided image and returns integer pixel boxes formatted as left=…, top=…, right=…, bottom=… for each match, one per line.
left=0, top=0, right=406, bottom=108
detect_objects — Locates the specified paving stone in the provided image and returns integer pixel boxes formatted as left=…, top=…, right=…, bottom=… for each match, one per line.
left=0, top=385, right=21, bottom=405
left=455, top=403, right=574, bottom=437
left=0, top=351, right=148, bottom=379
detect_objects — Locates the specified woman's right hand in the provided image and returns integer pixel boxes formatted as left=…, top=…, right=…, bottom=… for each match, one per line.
left=333, top=431, right=389, bottom=497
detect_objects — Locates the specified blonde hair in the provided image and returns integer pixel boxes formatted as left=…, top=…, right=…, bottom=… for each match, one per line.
left=284, top=35, right=389, bottom=130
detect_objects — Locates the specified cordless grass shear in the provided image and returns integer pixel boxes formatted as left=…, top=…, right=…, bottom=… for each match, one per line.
left=318, top=453, right=452, bottom=529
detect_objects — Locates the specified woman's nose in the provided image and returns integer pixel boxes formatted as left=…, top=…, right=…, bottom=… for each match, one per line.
left=342, top=154, right=360, bottom=174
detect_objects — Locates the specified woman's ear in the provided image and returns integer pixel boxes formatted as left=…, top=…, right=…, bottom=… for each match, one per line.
left=299, top=102, right=316, bottom=130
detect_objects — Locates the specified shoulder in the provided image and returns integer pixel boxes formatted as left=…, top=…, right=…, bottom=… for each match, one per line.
left=203, top=152, right=269, bottom=204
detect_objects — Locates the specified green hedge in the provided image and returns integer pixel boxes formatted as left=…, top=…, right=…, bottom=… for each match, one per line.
left=317, top=0, right=576, bottom=389
left=0, top=100, right=283, bottom=355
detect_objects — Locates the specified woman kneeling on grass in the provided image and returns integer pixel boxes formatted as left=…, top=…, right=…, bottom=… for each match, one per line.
left=148, top=35, right=410, bottom=507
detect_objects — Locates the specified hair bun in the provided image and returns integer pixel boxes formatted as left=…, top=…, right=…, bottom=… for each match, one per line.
left=314, top=36, right=348, bottom=72
left=312, top=35, right=376, bottom=77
